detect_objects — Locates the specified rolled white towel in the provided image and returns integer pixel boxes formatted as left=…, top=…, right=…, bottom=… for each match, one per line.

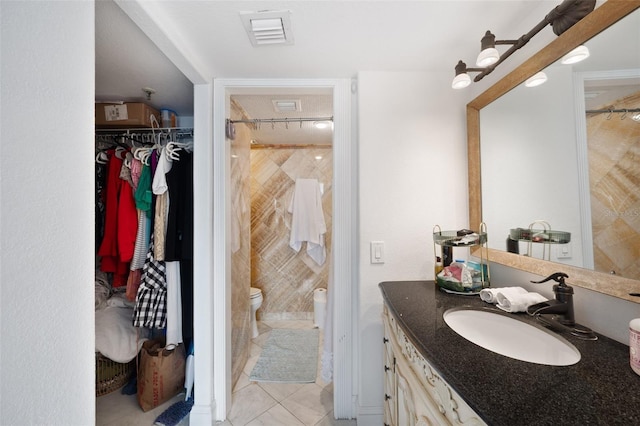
left=496, top=292, right=547, bottom=313
left=479, top=286, right=527, bottom=304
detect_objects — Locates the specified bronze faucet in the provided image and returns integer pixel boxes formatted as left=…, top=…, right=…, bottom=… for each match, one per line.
left=526, top=272, right=597, bottom=340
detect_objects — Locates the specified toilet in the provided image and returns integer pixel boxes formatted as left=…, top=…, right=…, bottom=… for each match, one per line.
left=249, top=287, right=263, bottom=339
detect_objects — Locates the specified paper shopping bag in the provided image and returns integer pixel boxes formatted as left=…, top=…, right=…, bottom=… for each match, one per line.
left=137, top=339, right=185, bottom=412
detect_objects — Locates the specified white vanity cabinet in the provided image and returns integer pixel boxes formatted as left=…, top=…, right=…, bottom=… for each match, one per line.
left=382, top=305, right=486, bottom=426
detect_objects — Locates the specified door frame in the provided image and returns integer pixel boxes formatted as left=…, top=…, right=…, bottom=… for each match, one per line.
left=212, top=78, right=358, bottom=421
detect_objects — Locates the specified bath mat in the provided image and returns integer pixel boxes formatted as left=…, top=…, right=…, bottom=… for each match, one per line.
left=249, top=329, right=319, bottom=383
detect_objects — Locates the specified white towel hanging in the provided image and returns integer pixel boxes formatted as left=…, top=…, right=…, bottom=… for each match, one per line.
left=288, top=178, right=327, bottom=265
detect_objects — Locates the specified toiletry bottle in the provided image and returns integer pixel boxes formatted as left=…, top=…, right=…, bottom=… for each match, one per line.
left=630, top=319, right=640, bottom=376
left=442, top=246, right=453, bottom=267
left=434, top=256, right=443, bottom=279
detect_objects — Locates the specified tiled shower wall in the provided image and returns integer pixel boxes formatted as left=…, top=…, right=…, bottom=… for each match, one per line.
left=230, top=100, right=252, bottom=387
left=588, top=91, right=640, bottom=280
left=250, top=147, right=332, bottom=320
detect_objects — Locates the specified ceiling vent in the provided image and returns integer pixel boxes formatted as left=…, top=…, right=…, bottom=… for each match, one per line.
left=240, top=10, right=294, bottom=47
left=272, top=99, right=301, bottom=112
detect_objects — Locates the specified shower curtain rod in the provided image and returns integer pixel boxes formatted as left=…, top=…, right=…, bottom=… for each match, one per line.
left=229, top=116, right=333, bottom=124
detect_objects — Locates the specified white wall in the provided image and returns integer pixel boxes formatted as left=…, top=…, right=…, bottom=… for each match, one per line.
left=481, top=65, right=584, bottom=266
left=357, top=71, right=470, bottom=422
left=1, top=1, right=96, bottom=425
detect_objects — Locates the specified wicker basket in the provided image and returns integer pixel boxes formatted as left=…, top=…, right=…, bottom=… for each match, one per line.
left=95, top=353, right=135, bottom=397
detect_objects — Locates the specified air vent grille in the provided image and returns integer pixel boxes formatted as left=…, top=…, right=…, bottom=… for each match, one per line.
left=272, top=99, right=301, bottom=112
left=240, top=10, right=294, bottom=47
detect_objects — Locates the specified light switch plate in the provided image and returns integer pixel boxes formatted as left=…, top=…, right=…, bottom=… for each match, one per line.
left=371, top=241, right=385, bottom=264
left=556, top=243, right=572, bottom=259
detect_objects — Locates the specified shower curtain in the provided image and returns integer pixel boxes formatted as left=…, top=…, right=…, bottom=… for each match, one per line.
left=321, top=249, right=334, bottom=382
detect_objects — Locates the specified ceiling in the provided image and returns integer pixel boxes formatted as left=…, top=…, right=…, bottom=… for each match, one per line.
left=95, top=0, right=599, bottom=144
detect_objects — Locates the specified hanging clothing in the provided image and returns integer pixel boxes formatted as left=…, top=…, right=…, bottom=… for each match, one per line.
left=134, top=164, right=153, bottom=217
left=130, top=210, right=151, bottom=271
left=133, top=238, right=167, bottom=329
left=95, top=161, right=107, bottom=251
left=165, top=150, right=194, bottom=344
left=165, top=261, right=183, bottom=348
left=152, top=147, right=173, bottom=261
left=97, top=150, right=138, bottom=286
left=288, top=178, right=327, bottom=265
left=165, top=151, right=193, bottom=261
left=116, top=180, right=138, bottom=263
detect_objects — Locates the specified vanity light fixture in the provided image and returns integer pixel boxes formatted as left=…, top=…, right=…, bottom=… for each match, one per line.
left=524, top=72, right=548, bottom=87
left=451, top=0, right=596, bottom=89
left=560, top=45, right=590, bottom=64
left=452, top=60, right=484, bottom=89
left=476, top=31, right=518, bottom=67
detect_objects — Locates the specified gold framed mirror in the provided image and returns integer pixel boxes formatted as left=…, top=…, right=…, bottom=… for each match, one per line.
left=467, top=0, right=640, bottom=302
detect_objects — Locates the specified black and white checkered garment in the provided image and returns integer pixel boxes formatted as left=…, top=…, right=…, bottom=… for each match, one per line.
left=133, top=238, right=167, bottom=329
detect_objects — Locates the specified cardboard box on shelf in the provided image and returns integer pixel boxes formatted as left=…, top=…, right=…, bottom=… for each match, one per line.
left=95, top=102, right=160, bottom=128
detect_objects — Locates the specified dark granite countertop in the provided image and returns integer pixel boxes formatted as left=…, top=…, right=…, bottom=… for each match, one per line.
left=379, top=280, right=640, bottom=426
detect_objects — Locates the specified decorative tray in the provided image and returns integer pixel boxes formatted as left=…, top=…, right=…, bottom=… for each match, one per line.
left=439, top=288, right=481, bottom=296
left=436, top=275, right=483, bottom=294
left=509, top=228, right=570, bottom=244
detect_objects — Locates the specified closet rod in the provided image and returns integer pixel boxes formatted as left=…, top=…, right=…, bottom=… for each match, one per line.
left=95, top=127, right=193, bottom=133
left=229, top=116, right=333, bottom=124
left=585, top=108, right=640, bottom=114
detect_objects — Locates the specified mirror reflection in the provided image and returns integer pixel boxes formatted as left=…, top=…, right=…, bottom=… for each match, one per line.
left=480, top=8, right=640, bottom=280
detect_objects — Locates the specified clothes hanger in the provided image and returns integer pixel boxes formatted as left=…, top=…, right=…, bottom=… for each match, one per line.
left=166, top=140, right=193, bottom=161
left=95, top=150, right=109, bottom=164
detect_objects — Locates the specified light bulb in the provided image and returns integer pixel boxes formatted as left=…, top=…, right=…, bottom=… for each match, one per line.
left=561, top=45, right=590, bottom=65
left=525, top=72, right=547, bottom=87
left=452, top=73, right=471, bottom=89
left=476, top=48, right=499, bottom=67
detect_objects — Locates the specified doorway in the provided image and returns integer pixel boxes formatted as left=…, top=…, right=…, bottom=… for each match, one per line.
left=212, top=78, right=357, bottom=421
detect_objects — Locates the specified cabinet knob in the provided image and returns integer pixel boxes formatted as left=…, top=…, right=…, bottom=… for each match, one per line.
left=385, top=393, right=392, bottom=401
left=384, top=365, right=390, bottom=372
left=383, top=337, right=389, bottom=344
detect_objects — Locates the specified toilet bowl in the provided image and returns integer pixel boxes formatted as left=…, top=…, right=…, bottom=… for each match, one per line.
left=249, top=287, right=263, bottom=339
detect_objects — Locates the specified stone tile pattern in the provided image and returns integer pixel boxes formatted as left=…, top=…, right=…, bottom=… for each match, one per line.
left=587, top=91, right=640, bottom=279
left=231, top=100, right=253, bottom=387
left=250, top=147, right=332, bottom=320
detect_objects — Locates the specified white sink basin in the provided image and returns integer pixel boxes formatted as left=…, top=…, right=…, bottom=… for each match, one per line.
left=443, top=308, right=581, bottom=366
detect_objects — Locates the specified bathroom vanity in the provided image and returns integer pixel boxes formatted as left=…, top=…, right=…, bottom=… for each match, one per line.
left=380, top=281, right=640, bottom=426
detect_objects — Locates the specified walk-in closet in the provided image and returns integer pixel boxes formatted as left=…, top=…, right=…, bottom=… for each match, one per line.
left=94, top=1, right=195, bottom=424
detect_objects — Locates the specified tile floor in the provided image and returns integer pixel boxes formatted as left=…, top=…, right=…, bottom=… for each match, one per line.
left=96, top=319, right=357, bottom=426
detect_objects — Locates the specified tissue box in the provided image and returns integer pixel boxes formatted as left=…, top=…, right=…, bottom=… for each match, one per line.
left=95, top=102, right=160, bottom=128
